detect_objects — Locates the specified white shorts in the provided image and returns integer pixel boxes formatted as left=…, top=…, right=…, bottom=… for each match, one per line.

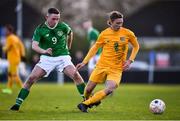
left=88, top=55, right=100, bottom=70
left=36, top=55, right=74, bottom=77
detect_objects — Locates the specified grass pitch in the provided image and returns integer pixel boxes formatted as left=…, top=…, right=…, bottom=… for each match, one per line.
left=0, top=83, right=180, bottom=120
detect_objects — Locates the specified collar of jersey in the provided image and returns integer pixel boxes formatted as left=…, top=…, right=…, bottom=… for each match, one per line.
left=45, top=22, right=58, bottom=29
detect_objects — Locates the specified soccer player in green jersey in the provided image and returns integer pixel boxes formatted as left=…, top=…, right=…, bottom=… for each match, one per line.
left=82, top=20, right=101, bottom=76
left=10, top=7, right=86, bottom=111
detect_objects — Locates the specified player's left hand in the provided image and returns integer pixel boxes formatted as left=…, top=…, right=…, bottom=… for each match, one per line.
left=123, top=60, right=132, bottom=71
left=76, top=62, right=85, bottom=71
left=45, top=48, right=53, bottom=55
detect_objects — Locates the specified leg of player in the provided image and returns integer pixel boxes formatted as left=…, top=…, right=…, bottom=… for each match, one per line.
left=10, top=66, right=46, bottom=111
left=84, top=81, right=97, bottom=100
left=13, top=73, right=23, bottom=88
left=84, top=81, right=101, bottom=108
left=78, top=80, right=117, bottom=113
left=77, top=81, right=100, bottom=112
left=2, top=64, right=17, bottom=94
left=63, top=65, right=86, bottom=100
left=77, top=81, right=97, bottom=112
left=2, top=72, right=13, bottom=94
left=12, top=63, right=23, bottom=88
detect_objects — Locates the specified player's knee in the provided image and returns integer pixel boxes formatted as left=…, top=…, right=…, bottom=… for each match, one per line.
left=73, top=72, right=82, bottom=82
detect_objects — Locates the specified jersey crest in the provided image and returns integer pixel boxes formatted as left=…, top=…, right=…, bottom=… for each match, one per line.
left=120, top=37, right=125, bottom=41
left=57, top=31, right=63, bottom=37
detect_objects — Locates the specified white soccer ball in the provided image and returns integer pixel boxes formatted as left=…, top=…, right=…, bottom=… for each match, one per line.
left=149, top=99, right=166, bottom=114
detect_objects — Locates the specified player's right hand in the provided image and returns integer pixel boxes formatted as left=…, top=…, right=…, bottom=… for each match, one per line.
left=76, top=62, right=85, bottom=70
left=45, top=48, right=52, bottom=55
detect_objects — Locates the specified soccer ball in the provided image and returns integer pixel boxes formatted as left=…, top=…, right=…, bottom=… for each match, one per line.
left=149, top=99, right=166, bottom=114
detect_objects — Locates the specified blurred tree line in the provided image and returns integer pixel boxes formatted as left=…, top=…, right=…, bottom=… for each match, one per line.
left=2, top=0, right=179, bottom=65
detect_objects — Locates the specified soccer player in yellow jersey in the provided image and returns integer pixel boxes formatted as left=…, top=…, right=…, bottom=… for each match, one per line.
left=76, top=11, right=140, bottom=112
left=2, top=24, right=25, bottom=94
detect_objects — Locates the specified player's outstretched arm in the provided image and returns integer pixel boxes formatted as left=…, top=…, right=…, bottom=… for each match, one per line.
left=76, top=43, right=99, bottom=71
left=83, top=44, right=99, bottom=64
left=129, top=37, right=140, bottom=62
left=76, top=62, right=86, bottom=70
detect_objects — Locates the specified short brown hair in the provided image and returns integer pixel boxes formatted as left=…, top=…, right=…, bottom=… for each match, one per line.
left=5, top=24, right=14, bottom=33
left=48, top=8, right=60, bottom=15
left=109, top=11, right=123, bottom=22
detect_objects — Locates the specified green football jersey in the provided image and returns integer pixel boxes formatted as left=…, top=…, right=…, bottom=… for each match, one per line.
left=87, top=28, right=99, bottom=43
left=32, top=22, right=72, bottom=57
left=88, top=28, right=102, bottom=55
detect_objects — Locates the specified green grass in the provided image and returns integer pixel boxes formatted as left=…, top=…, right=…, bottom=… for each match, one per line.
left=0, top=83, right=180, bottom=120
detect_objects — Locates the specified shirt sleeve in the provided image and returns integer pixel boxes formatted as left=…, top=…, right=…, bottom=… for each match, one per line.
left=83, top=32, right=104, bottom=64
left=32, top=28, right=41, bottom=42
left=63, top=23, right=72, bottom=35
left=128, top=31, right=140, bottom=61
left=67, top=26, right=72, bottom=35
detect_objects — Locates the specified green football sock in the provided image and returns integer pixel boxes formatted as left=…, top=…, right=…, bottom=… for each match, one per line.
left=76, top=83, right=86, bottom=98
left=15, top=88, right=29, bottom=106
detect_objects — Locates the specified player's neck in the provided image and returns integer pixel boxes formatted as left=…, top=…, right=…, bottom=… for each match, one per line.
left=45, top=21, right=58, bottom=29
left=6, top=32, right=13, bottom=37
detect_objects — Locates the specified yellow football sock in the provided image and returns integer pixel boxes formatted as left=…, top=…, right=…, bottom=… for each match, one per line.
left=83, top=89, right=106, bottom=105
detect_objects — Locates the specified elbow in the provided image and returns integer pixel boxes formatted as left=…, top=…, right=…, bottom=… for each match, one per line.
left=32, top=44, right=36, bottom=51
left=32, top=44, right=34, bottom=50
left=135, top=43, right=140, bottom=52
left=92, top=44, right=99, bottom=51
left=137, top=44, right=140, bottom=51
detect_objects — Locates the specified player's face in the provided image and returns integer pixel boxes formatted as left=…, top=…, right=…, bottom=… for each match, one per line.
left=111, top=18, right=123, bottom=31
left=5, top=28, right=10, bottom=36
left=82, top=21, right=92, bottom=30
left=46, top=14, right=60, bottom=27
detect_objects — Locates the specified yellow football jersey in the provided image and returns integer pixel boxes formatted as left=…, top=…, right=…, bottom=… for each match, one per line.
left=3, top=34, right=25, bottom=64
left=83, top=27, right=139, bottom=70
